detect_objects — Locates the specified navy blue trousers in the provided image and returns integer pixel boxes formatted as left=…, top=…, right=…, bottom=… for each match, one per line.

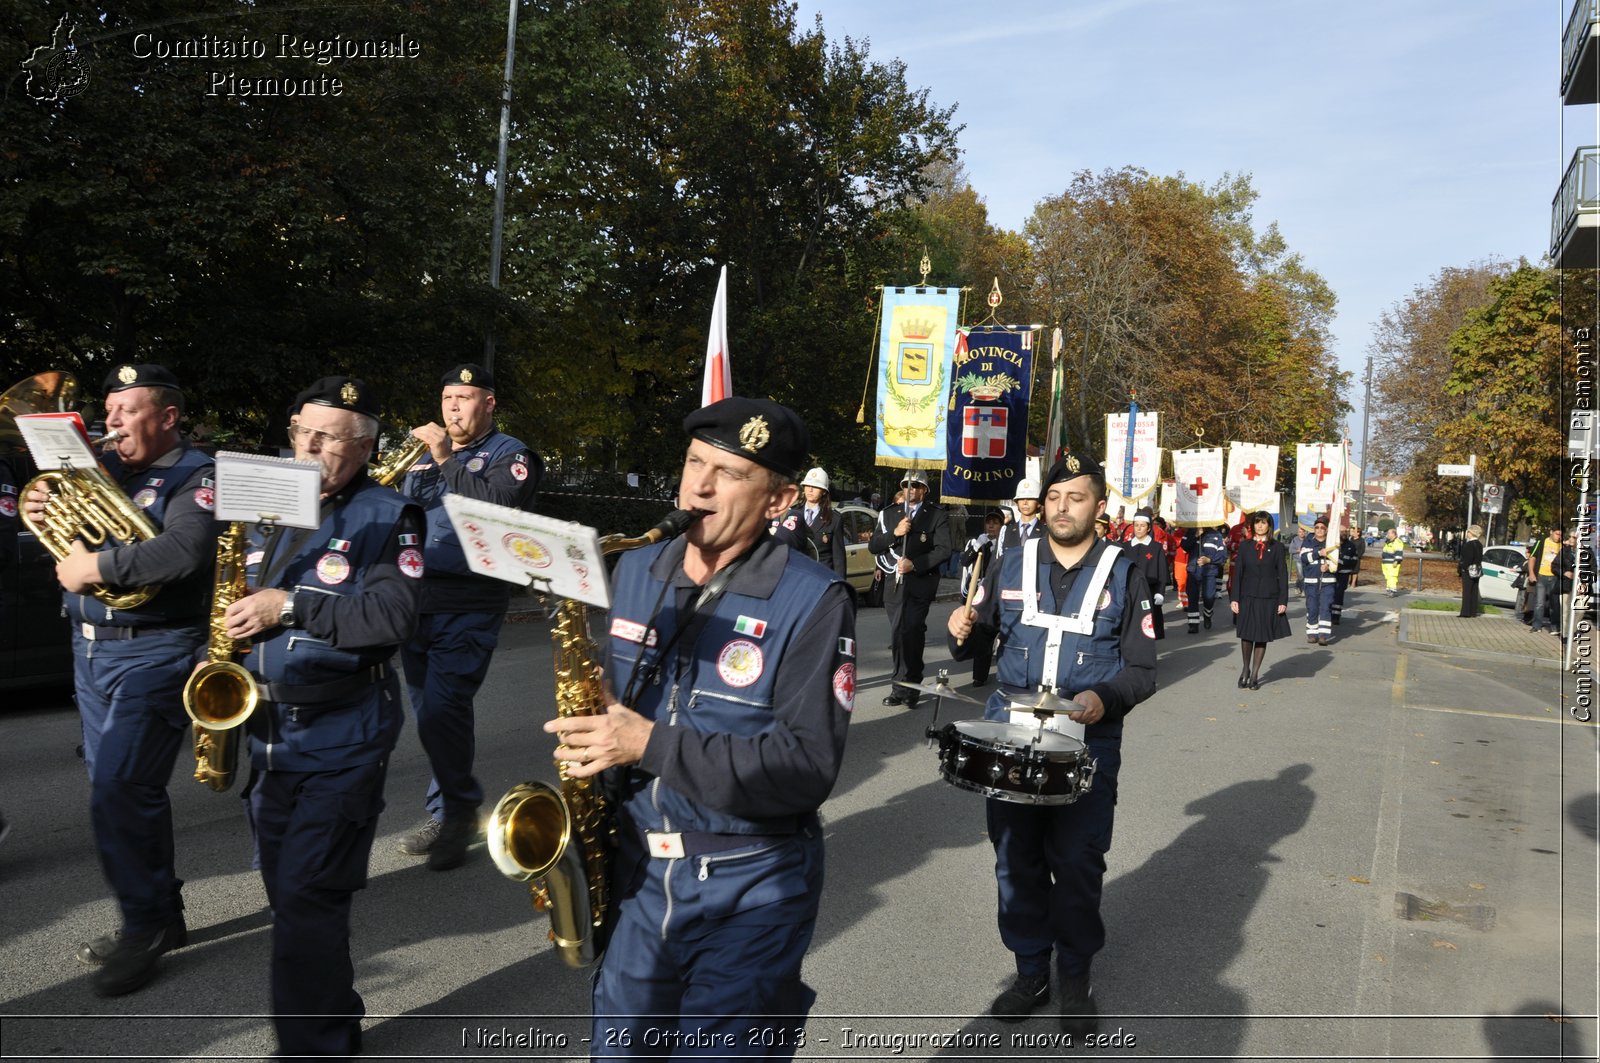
left=400, top=610, right=503, bottom=819
left=593, top=835, right=821, bottom=1060
left=986, top=737, right=1121, bottom=980
left=251, top=759, right=387, bottom=1061
left=1304, top=578, right=1334, bottom=637
left=75, top=628, right=201, bottom=934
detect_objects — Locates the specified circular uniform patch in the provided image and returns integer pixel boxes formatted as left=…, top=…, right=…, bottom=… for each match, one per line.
left=132, top=488, right=157, bottom=508
left=717, top=639, right=764, bottom=688
left=0, top=495, right=15, bottom=518
left=832, top=662, right=856, bottom=712
left=783, top=515, right=798, bottom=530
left=397, top=547, right=425, bottom=579
left=316, top=552, right=351, bottom=585
left=1140, top=612, right=1156, bottom=639
left=466, top=456, right=486, bottom=473
left=973, top=582, right=987, bottom=606
left=193, top=486, right=215, bottom=512
left=1098, top=589, right=1112, bottom=611
left=510, top=461, right=528, bottom=481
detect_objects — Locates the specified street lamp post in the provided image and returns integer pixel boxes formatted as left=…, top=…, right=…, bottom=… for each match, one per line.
left=1358, top=354, right=1373, bottom=535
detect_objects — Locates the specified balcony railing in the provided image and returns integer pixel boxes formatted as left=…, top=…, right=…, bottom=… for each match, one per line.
left=1552, top=146, right=1600, bottom=265
left=1563, top=0, right=1599, bottom=97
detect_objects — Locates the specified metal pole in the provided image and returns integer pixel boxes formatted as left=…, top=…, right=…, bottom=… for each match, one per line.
left=483, top=0, right=520, bottom=374
left=1358, top=355, right=1372, bottom=536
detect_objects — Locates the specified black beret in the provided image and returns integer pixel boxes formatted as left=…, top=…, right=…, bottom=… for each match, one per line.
left=104, top=363, right=181, bottom=396
left=682, top=397, right=809, bottom=478
left=1043, top=450, right=1105, bottom=491
left=290, top=376, right=381, bottom=419
left=441, top=363, right=494, bottom=391
left=1313, top=514, right=1329, bottom=527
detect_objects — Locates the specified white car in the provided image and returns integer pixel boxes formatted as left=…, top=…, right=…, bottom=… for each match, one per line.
left=1479, top=544, right=1528, bottom=606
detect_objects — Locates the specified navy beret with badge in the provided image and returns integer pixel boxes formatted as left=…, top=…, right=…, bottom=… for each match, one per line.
left=290, top=376, right=381, bottom=418
left=682, top=397, right=810, bottom=478
left=1042, top=450, right=1106, bottom=491
left=103, top=363, right=182, bottom=397
left=441, top=363, right=494, bottom=391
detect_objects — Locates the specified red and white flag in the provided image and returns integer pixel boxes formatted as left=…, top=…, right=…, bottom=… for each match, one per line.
left=701, top=266, right=731, bottom=407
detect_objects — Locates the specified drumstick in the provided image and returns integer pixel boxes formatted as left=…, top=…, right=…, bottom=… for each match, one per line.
left=956, top=551, right=985, bottom=647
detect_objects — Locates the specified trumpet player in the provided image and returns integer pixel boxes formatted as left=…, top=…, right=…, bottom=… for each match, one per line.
left=224, top=377, right=423, bottom=1059
left=396, top=363, right=541, bottom=871
left=549, top=398, right=854, bottom=1059
left=23, top=364, right=217, bottom=997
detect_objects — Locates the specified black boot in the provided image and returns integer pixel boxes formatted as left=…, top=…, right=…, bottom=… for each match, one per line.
left=990, top=972, right=1050, bottom=1021
left=1059, top=975, right=1097, bottom=1036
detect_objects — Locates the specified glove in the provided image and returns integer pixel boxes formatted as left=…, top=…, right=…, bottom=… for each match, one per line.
left=976, top=533, right=990, bottom=547
left=1153, top=594, right=1164, bottom=605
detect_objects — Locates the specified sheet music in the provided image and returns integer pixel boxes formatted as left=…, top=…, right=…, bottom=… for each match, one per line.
left=213, top=450, right=323, bottom=529
left=14, top=412, right=96, bottom=470
left=442, top=495, right=609, bottom=608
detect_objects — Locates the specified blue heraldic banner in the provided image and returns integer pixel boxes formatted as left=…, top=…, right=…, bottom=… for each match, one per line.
left=874, top=286, right=962, bottom=470
left=941, top=325, right=1036, bottom=503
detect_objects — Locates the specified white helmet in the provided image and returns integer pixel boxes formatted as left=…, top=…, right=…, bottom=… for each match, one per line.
left=1014, top=478, right=1041, bottom=501
left=801, top=467, right=830, bottom=492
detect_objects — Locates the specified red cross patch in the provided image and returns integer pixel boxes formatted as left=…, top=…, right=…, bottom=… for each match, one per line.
left=833, top=662, right=856, bottom=712
left=397, top=547, right=425, bottom=579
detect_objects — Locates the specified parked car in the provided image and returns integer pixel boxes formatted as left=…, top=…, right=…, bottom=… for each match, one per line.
left=1479, top=543, right=1528, bottom=607
left=1, top=527, right=73, bottom=690
left=836, top=503, right=884, bottom=606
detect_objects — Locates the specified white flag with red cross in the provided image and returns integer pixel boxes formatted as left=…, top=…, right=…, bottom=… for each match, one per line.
left=1295, top=442, right=1344, bottom=514
left=1226, top=442, right=1279, bottom=512
left=1172, top=447, right=1225, bottom=527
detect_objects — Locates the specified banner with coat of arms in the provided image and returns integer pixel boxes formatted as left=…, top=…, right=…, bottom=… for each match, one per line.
left=941, top=324, right=1036, bottom=503
left=1105, top=410, right=1161, bottom=517
left=1171, top=447, right=1225, bottom=527
left=1225, top=441, right=1279, bottom=512
left=1295, top=442, right=1345, bottom=515
left=874, top=286, right=962, bottom=469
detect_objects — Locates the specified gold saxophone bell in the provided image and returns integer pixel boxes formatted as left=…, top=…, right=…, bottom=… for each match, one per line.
left=184, top=522, right=262, bottom=793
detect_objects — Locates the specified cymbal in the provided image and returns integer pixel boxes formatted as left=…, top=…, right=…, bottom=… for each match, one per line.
left=998, top=687, right=1079, bottom=717
left=892, top=678, right=986, bottom=706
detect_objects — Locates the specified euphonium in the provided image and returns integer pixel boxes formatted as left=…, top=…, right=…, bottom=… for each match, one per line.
left=21, top=464, right=159, bottom=610
left=487, top=509, right=702, bottom=968
left=370, top=435, right=428, bottom=487
left=183, top=521, right=261, bottom=793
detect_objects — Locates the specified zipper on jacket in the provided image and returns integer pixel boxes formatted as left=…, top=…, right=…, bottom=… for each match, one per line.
left=697, top=840, right=783, bottom=882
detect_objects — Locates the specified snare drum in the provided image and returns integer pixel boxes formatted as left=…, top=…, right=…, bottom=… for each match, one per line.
left=932, top=720, right=1096, bottom=805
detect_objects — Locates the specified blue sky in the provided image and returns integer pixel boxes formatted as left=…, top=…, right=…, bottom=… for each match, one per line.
left=793, top=0, right=1578, bottom=458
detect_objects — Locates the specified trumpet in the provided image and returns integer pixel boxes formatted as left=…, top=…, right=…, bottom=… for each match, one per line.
left=370, top=434, right=428, bottom=487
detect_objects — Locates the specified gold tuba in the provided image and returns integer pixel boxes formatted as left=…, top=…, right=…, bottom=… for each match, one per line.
left=183, top=521, right=261, bottom=792
left=370, top=435, right=428, bottom=487
left=2, top=372, right=159, bottom=610
left=487, top=509, right=701, bottom=968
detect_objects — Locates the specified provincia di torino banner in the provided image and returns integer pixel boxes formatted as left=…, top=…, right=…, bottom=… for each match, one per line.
left=940, top=325, right=1036, bottom=504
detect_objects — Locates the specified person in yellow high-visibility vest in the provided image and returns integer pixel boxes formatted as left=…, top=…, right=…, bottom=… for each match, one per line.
left=1379, top=528, right=1404, bottom=597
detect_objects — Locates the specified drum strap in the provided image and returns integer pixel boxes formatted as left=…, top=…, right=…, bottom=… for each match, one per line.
left=1018, top=539, right=1121, bottom=694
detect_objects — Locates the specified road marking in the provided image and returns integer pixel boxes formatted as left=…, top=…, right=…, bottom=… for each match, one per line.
left=1401, top=702, right=1595, bottom=727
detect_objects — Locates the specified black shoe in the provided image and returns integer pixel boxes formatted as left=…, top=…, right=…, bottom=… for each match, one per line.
left=904, top=694, right=922, bottom=710
left=397, top=817, right=442, bottom=856
left=990, top=972, right=1050, bottom=1021
left=90, top=921, right=187, bottom=997
left=1237, top=671, right=1248, bottom=688
left=1058, top=974, right=1097, bottom=1036
left=882, top=694, right=906, bottom=707
left=1203, top=616, right=1212, bottom=630
left=77, top=915, right=187, bottom=966
left=1248, top=674, right=1261, bottom=690
left=971, top=676, right=991, bottom=688
left=426, top=815, right=480, bottom=871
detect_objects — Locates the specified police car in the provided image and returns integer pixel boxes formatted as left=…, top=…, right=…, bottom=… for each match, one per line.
left=1479, top=544, right=1527, bottom=607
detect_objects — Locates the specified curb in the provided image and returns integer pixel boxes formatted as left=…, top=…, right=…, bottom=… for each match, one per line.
left=1396, top=609, right=1564, bottom=672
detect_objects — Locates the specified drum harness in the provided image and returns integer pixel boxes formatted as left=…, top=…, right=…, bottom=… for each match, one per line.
left=1010, top=537, right=1122, bottom=737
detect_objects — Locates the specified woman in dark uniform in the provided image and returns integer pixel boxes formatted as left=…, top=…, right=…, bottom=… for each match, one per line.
left=1456, top=523, right=1484, bottom=618
left=1230, top=511, right=1290, bottom=689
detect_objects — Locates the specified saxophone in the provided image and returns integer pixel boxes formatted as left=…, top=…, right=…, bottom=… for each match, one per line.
left=487, top=509, right=701, bottom=968
left=183, top=521, right=261, bottom=793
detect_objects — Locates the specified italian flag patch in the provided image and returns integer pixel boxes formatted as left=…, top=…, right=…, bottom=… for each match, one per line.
left=328, top=537, right=352, bottom=552
left=398, top=533, right=419, bottom=546
left=733, top=615, right=767, bottom=638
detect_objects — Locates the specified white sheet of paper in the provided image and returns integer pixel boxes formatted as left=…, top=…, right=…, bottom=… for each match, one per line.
left=213, top=450, right=323, bottom=530
left=442, top=495, right=609, bottom=608
left=14, top=412, right=96, bottom=470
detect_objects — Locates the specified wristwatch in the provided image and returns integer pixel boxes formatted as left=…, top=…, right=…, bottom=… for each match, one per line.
left=279, top=594, right=297, bottom=629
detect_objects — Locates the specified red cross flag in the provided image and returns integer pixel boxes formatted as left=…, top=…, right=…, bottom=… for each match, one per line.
left=1172, top=447, right=1225, bottom=526
left=1225, top=442, right=1279, bottom=511
left=961, top=406, right=1008, bottom=458
left=1295, top=442, right=1344, bottom=514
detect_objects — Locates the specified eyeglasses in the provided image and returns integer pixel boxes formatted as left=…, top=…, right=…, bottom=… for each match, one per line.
left=287, top=425, right=368, bottom=449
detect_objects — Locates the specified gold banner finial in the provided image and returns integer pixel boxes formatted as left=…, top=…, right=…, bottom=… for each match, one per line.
left=919, top=248, right=931, bottom=287
left=986, top=277, right=1002, bottom=310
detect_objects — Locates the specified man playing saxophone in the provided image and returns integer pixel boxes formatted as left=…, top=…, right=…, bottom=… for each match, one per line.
left=23, top=363, right=216, bottom=997
left=396, top=362, right=541, bottom=871
left=222, top=376, right=422, bottom=1059
left=549, top=397, right=854, bottom=1060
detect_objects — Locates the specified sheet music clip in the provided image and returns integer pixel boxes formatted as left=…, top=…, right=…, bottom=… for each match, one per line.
left=253, top=512, right=282, bottom=535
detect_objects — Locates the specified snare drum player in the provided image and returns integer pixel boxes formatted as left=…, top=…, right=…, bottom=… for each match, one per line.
left=946, top=451, right=1156, bottom=1034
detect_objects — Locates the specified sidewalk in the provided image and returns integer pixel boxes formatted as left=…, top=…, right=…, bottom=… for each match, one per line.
left=1397, top=607, right=1567, bottom=670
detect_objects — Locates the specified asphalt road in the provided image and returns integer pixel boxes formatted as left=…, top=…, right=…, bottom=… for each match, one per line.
left=1, top=586, right=1596, bottom=1061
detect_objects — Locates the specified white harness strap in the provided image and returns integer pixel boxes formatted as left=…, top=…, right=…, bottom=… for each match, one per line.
left=1018, top=538, right=1121, bottom=693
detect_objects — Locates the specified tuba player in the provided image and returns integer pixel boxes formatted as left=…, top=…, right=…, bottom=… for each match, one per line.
left=24, top=363, right=217, bottom=997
